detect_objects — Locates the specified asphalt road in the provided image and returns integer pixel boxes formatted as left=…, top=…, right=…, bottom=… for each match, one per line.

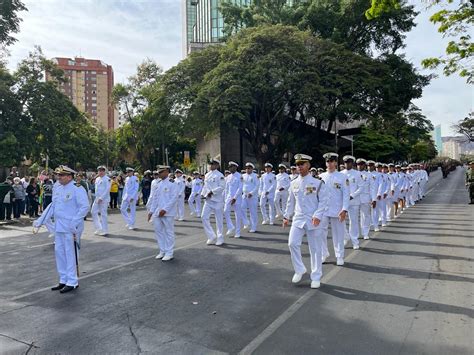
left=0, top=167, right=472, bottom=354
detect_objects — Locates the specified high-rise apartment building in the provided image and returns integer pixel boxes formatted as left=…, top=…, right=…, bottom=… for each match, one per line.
left=46, top=57, right=117, bottom=130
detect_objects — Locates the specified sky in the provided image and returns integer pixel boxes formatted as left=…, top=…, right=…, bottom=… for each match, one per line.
left=6, top=0, right=473, bottom=136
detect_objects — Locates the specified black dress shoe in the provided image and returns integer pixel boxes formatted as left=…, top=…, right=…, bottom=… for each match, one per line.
left=60, top=285, right=79, bottom=293
left=51, top=283, right=66, bottom=291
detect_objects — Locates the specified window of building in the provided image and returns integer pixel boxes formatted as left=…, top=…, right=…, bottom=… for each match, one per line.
left=92, top=103, right=97, bottom=107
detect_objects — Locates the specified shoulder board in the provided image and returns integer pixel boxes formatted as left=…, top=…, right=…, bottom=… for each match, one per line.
left=169, top=179, right=175, bottom=183
left=220, top=177, right=224, bottom=180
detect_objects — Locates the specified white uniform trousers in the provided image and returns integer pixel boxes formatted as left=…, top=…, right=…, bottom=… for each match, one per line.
left=201, top=200, right=224, bottom=243
left=377, top=198, right=387, bottom=225
left=241, top=195, right=258, bottom=231
left=120, top=198, right=137, bottom=227
left=188, top=193, right=201, bottom=216
left=91, top=199, right=109, bottom=233
left=322, top=216, right=345, bottom=259
left=54, top=232, right=79, bottom=287
left=371, top=202, right=380, bottom=230
left=274, top=190, right=288, bottom=218
left=408, top=189, right=415, bottom=206
left=288, top=221, right=325, bottom=281
left=224, top=200, right=242, bottom=236
left=386, top=197, right=395, bottom=221
left=412, top=184, right=419, bottom=202
left=344, top=205, right=360, bottom=246
left=420, top=180, right=427, bottom=198
left=360, top=202, right=372, bottom=238
left=176, top=195, right=185, bottom=220
left=260, top=194, right=275, bottom=223
left=153, top=216, right=175, bottom=257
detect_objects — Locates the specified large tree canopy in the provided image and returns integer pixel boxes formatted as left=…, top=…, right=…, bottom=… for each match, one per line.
left=221, top=0, right=417, bottom=56
left=151, top=25, right=429, bottom=165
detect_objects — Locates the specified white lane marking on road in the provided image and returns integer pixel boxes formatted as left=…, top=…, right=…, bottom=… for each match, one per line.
left=9, top=239, right=204, bottom=301
left=0, top=242, right=54, bottom=255
left=238, top=238, right=367, bottom=355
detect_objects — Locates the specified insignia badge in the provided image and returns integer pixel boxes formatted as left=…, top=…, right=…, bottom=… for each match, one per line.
left=334, top=183, right=341, bottom=189
left=346, top=179, right=350, bottom=186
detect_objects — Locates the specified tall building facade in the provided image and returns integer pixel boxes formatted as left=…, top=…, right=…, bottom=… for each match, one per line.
left=46, top=57, right=117, bottom=130
left=442, top=140, right=461, bottom=160
left=430, top=124, right=442, bottom=155
left=182, top=0, right=251, bottom=57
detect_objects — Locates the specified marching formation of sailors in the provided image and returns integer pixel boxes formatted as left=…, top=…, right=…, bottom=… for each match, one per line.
left=33, top=153, right=429, bottom=293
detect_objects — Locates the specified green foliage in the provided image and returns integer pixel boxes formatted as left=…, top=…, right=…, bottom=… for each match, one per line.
left=365, top=0, right=473, bottom=83
left=365, top=0, right=400, bottom=19
left=410, top=140, right=437, bottom=162
left=422, top=0, right=474, bottom=83
left=354, top=127, right=402, bottom=161
left=452, top=112, right=474, bottom=141
left=0, top=0, right=27, bottom=47
left=357, top=104, right=437, bottom=162
left=221, top=0, right=417, bottom=55
left=112, top=59, right=196, bottom=169
left=0, top=47, right=111, bottom=169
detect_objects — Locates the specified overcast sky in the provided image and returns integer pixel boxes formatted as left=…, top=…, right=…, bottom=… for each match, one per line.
left=6, top=0, right=472, bottom=136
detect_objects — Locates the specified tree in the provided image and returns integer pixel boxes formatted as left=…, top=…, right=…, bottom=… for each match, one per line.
left=0, top=67, right=28, bottom=165
left=113, top=59, right=191, bottom=168
left=0, top=0, right=27, bottom=65
left=366, top=0, right=474, bottom=83
left=221, top=0, right=417, bottom=56
left=354, top=127, right=402, bottom=161
left=0, top=0, right=27, bottom=46
left=0, top=47, right=109, bottom=169
left=112, top=58, right=163, bottom=121
left=452, top=112, right=474, bottom=141
left=176, top=25, right=395, bottom=165
left=410, top=140, right=437, bottom=161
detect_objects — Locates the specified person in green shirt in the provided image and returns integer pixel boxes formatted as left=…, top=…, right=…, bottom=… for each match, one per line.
left=466, top=161, right=474, bottom=204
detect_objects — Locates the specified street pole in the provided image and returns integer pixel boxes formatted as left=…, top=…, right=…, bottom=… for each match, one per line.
left=351, top=135, right=354, bottom=156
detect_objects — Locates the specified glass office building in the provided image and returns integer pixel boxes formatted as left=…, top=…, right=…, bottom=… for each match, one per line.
left=182, top=0, right=251, bottom=57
